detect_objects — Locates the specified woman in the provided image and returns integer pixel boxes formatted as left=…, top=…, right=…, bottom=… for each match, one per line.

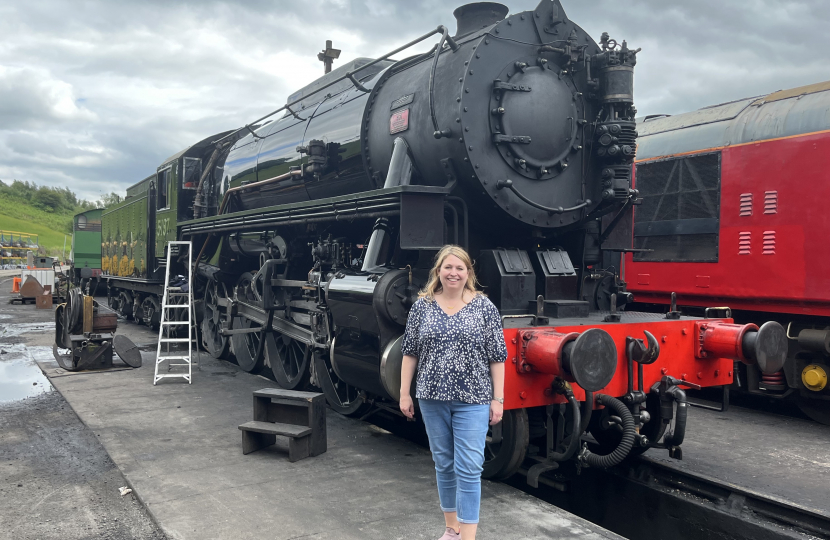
left=399, top=245, right=507, bottom=540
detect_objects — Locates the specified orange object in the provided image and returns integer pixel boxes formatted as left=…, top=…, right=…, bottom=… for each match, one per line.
left=11, top=277, right=21, bottom=293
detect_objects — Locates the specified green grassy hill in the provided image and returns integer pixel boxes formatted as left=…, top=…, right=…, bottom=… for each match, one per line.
left=0, top=211, right=71, bottom=258
left=0, top=184, right=99, bottom=260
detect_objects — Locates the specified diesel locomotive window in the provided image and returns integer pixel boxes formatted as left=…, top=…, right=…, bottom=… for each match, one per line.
left=182, top=157, right=201, bottom=190
left=157, top=168, right=170, bottom=209
left=633, top=152, right=721, bottom=262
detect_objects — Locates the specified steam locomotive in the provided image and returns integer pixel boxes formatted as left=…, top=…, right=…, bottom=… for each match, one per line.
left=99, top=0, right=789, bottom=481
left=627, top=80, right=830, bottom=425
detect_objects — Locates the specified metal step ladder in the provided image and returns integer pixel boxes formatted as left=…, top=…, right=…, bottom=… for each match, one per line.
left=153, top=241, right=198, bottom=385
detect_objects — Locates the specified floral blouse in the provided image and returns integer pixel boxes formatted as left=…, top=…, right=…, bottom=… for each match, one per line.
left=401, top=294, right=507, bottom=405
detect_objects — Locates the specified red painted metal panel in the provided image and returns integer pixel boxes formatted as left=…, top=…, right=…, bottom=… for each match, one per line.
left=627, top=130, right=830, bottom=316
left=502, top=319, right=734, bottom=411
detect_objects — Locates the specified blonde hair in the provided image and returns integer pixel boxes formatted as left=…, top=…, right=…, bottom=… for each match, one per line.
left=419, top=245, right=480, bottom=300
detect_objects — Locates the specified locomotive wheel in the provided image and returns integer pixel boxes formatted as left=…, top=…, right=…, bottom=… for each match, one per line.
left=795, top=395, right=830, bottom=426
left=201, top=280, right=229, bottom=359
left=236, top=272, right=256, bottom=303
left=231, top=316, right=265, bottom=373
left=483, top=408, right=529, bottom=480
left=140, top=296, right=161, bottom=329
left=108, top=292, right=120, bottom=313
left=588, top=392, right=666, bottom=459
left=118, top=291, right=134, bottom=320
left=313, top=350, right=371, bottom=417
left=265, top=333, right=310, bottom=390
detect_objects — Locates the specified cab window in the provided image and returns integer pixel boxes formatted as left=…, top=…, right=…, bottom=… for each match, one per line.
left=183, top=157, right=201, bottom=190
left=157, top=168, right=170, bottom=209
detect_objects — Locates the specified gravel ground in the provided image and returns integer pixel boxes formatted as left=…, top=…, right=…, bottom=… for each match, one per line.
left=0, top=285, right=166, bottom=540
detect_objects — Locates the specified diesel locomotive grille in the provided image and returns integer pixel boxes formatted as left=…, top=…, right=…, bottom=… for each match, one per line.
left=633, top=151, right=721, bottom=262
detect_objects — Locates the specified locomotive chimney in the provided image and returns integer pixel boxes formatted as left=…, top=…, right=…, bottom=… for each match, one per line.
left=452, top=2, right=509, bottom=38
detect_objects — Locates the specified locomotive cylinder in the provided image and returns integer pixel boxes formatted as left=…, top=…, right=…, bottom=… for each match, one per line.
left=518, top=328, right=617, bottom=392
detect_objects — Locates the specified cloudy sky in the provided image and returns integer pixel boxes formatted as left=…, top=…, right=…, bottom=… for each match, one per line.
left=0, top=0, right=826, bottom=202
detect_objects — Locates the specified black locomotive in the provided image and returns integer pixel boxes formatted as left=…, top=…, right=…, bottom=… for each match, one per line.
left=101, top=0, right=786, bottom=481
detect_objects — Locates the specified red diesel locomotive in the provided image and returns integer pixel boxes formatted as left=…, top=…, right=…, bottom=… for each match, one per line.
left=627, top=80, right=830, bottom=424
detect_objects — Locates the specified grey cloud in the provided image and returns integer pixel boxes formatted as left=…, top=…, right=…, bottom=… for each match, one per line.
left=0, top=67, right=96, bottom=129
left=0, top=0, right=828, bottom=201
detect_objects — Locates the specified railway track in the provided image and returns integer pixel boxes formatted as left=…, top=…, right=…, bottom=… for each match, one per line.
left=361, top=405, right=829, bottom=540
left=513, top=455, right=830, bottom=540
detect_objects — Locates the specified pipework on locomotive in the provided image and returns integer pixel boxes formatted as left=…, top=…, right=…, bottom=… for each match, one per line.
left=98, top=0, right=789, bottom=482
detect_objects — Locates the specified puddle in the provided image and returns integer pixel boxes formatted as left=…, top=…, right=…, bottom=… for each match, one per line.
left=0, top=322, right=54, bottom=337
left=0, top=346, right=53, bottom=403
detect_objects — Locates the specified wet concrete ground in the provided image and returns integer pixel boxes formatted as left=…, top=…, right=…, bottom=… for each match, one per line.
left=0, top=283, right=165, bottom=540
left=3, top=271, right=828, bottom=540
left=0, top=281, right=619, bottom=540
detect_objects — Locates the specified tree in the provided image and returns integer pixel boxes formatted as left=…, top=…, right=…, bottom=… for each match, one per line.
left=97, top=192, right=123, bottom=208
left=33, top=186, right=63, bottom=211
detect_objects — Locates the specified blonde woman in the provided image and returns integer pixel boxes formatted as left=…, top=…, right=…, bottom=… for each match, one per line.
left=399, top=245, right=507, bottom=540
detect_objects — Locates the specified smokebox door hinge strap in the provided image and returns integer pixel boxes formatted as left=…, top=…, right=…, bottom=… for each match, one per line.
left=496, top=179, right=590, bottom=215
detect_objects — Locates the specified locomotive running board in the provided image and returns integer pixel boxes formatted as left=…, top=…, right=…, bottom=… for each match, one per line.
left=178, top=184, right=451, bottom=237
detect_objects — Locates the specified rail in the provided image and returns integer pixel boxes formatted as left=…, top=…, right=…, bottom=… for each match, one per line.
left=614, top=457, right=830, bottom=538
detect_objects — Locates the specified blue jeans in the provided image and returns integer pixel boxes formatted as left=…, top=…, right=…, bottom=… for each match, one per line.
left=419, top=399, right=490, bottom=524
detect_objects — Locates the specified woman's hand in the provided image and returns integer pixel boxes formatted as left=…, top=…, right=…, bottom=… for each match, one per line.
left=400, top=394, right=415, bottom=419
left=489, top=400, right=503, bottom=425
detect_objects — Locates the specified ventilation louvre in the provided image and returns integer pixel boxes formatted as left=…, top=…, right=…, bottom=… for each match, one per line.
left=738, top=231, right=751, bottom=255
left=762, top=231, right=776, bottom=255
left=739, top=193, right=753, bottom=216
left=764, top=191, right=778, bottom=214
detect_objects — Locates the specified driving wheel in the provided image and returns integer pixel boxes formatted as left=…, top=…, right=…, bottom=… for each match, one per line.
left=231, top=316, right=264, bottom=373
left=201, top=279, right=229, bottom=359
left=483, top=408, right=529, bottom=480
left=313, top=350, right=371, bottom=417
left=265, top=333, right=310, bottom=389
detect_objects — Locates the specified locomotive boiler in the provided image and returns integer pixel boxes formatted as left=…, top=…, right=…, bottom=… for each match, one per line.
left=155, top=0, right=790, bottom=481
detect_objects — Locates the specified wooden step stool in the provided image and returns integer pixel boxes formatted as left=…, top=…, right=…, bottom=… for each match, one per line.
left=238, top=388, right=326, bottom=462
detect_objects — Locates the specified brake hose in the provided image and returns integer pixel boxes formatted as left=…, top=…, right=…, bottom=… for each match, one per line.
left=579, top=394, right=635, bottom=468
